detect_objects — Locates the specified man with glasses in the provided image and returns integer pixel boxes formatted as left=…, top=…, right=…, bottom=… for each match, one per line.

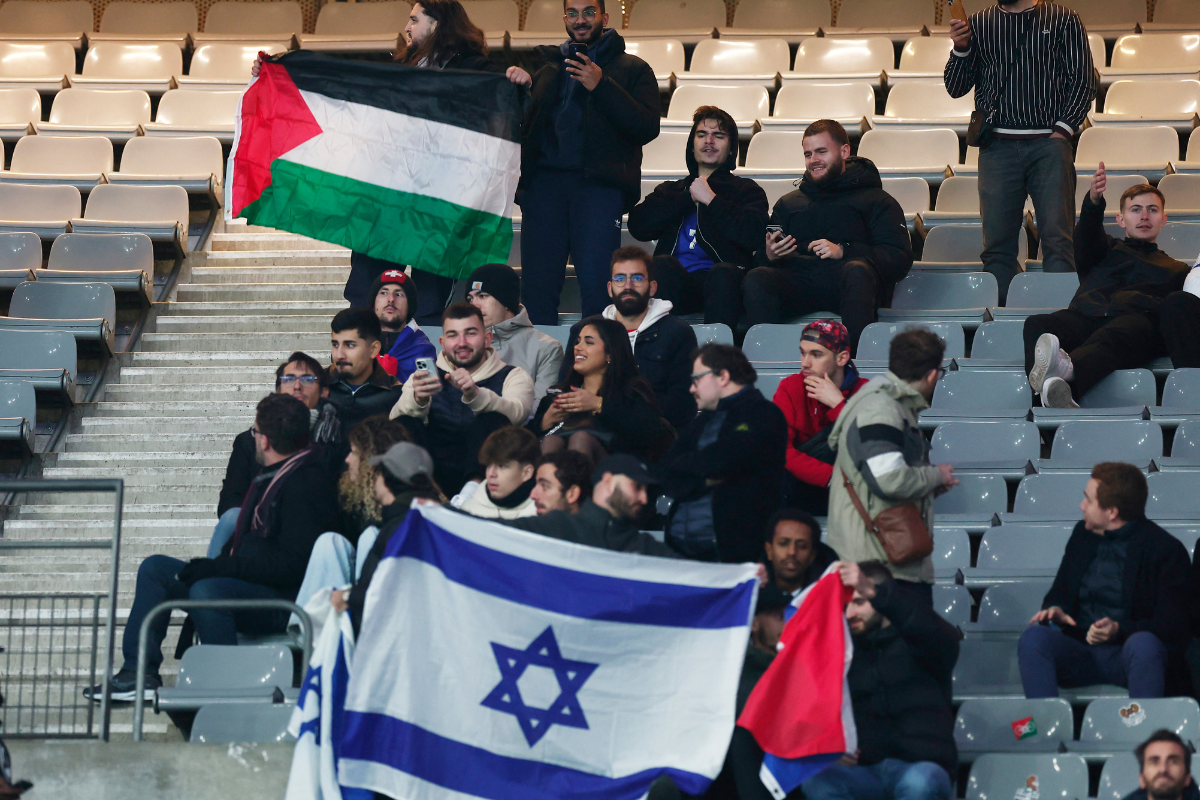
left=517, top=0, right=659, bottom=324
left=654, top=343, right=785, bottom=562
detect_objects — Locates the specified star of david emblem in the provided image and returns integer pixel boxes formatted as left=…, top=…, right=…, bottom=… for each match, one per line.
left=480, top=625, right=599, bottom=746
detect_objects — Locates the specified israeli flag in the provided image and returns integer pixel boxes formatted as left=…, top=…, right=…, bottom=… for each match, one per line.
left=338, top=504, right=759, bottom=800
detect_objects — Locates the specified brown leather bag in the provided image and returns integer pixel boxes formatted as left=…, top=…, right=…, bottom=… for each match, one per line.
left=840, top=470, right=933, bottom=565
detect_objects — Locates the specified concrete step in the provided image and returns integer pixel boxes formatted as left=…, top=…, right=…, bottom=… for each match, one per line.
left=187, top=266, right=350, bottom=284
left=210, top=232, right=348, bottom=251
left=61, top=433, right=236, bottom=454
left=128, top=350, right=329, bottom=368
left=104, top=383, right=273, bottom=401
left=52, top=451, right=229, bottom=469
left=155, top=315, right=333, bottom=334
left=41, top=467, right=224, bottom=486
left=5, top=518, right=212, bottom=538
left=91, top=400, right=259, bottom=417
left=167, top=300, right=347, bottom=315
left=18, top=486, right=221, bottom=507
left=80, top=415, right=250, bottom=435
left=138, top=333, right=328, bottom=352
left=175, top=283, right=345, bottom=302
left=112, top=365, right=275, bottom=383
left=203, top=250, right=351, bottom=267
left=15, top=503, right=216, bottom=521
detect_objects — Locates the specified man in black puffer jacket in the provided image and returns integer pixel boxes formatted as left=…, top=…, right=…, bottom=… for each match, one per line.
left=802, top=561, right=960, bottom=800
left=628, top=105, right=769, bottom=330
left=743, top=119, right=914, bottom=355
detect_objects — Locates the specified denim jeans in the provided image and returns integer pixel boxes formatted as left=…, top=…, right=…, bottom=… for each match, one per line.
left=802, top=759, right=953, bottom=800
left=207, top=507, right=241, bottom=559
left=1018, top=623, right=1167, bottom=698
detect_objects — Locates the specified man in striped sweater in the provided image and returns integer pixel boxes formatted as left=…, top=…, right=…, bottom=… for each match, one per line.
left=945, top=0, right=1095, bottom=297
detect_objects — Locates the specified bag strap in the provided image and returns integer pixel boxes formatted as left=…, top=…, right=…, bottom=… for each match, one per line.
left=840, top=469, right=879, bottom=535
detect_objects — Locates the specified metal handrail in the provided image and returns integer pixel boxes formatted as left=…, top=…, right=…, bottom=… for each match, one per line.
left=0, top=478, right=123, bottom=741
left=133, top=598, right=313, bottom=742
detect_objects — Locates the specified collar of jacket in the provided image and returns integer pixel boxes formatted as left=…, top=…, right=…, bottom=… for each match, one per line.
left=435, top=347, right=510, bottom=382
left=602, top=297, right=674, bottom=338
left=715, top=384, right=759, bottom=412
left=492, top=476, right=536, bottom=509
left=799, top=156, right=884, bottom=198
left=490, top=307, right=534, bottom=340
left=880, top=371, right=932, bottom=412
left=552, top=26, right=622, bottom=67
left=1120, top=236, right=1161, bottom=254
left=329, top=361, right=397, bottom=392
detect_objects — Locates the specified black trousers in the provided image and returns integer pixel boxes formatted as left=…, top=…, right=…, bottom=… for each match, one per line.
left=1160, top=291, right=1200, bottom=369
left=742, top=259, right=880, bottom=355
left=346, top=252, right=454, bottom=325
left=652, top=256, right=745, bottom=331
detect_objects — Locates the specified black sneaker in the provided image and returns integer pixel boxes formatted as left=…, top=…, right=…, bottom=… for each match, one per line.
left=83, top=669, right=162, bottom=703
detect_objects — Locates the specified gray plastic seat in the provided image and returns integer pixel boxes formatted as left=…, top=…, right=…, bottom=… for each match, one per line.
left=933, top=527, right=971, bottom=582
left=0, top=281, right=115, bottom=355
left=156, top=644, right=294, bottom=712
left=955, top=698, right=1074, bottom=755
left=1150, top=369, right=1200, bottom=429
left=742, top=324, right=805, bottom=368
left=532, top=325, right=571, bottom=348
left=964, top=526, right=1072, bottom=586
left=189, top=703, right=295, bottom=744
left=692, top=323, right=733, bottom=346
left=1156, top=418, right=1200, bottom=471
left=37, top=232, right=154, bottom=303
left=929, top=420, right=1041, bottom=478
left=992, top=272, right=1080, bottom=320
left=1146, top=472, right=1200, bottom=519
left=933, top=582, right=971, bottom=626
left=71, top=184, right=189, bottom=256
left=855, top=321, right=964, bottom=373
left=1097, top=752, right=1139, bottom=800
left=0, top=378, right=35, bottom=454
left=1002, top=472, right=1090, bottom=524
left=1070, top=698, right=1200, bottom=758
left=754, top=371, right=789, bottom=400
left=921, top=223, right=1028, bottom=264
left=0, top=328, right=76, bottom=399
left=1155, top=222, right=1200, bottom=263
left=920, top=370, right=1031, bottom=430
left=1032, top=368, right=1157, bottom=427
left=953, top=638, right=1025, bottom=701
left=933, top=473, right=1008, bottom=526
left=964, top=581, right=1053, bottom=633
left=1037, top=419, right=1162, bottom=471
left=0, top=230, right=40, bottom=288
left=955, top=319, right=1026, bottom=372
left=0, top=182, right=81, bottom=239
left=878, top=272, right=998, bottom=330
left=966, top=754, right=1088, bottom=800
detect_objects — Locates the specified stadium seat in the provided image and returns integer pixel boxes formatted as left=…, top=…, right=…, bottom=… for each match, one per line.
left=37, top=232, right=154, bottom=304
left=36, top=87, right=152, bottom=142
left=663, top=84, right=768, bottom=139
left=966, top=754, right=1088, bottom=800
left=0, top=182, right=80, bottom=239
left=744, top=131, right=807, bottom=169
left=955, top=699, right=1074, bottom=755
left=190, top=703, right=294, bottom=744
left=624, top=39, right=684, bottom=92
left=966, top=581, right=1054, bottom=633
left=914, top=177, right=983, bottom=235
left=0, top=0, right=93, bottom=49
left=758, top=81, right=875, bottom=137
left=678, top=38, right=789, bottom=90
left=1071, top=698, right=1200, bottom=758
left=1002, top=471, right=1090, bottom=524
left=1038, top=419, right=1162, bottom=472
left=0, top=229, right=39, bottom=286
left=641, top=130, right=689, bottom=174
left=0, top=328, right=76, bottom=400
left=955, top=320, right=1025, bottom=372
left=753, top=370, right=788, bottom=400
left=1153, top=174, right=1200, bottom=225
left=70, top=184, right=189, bottom=256
left=195, top=1, right=303, bottom=45
left=1146, top=471, right=1200, bottom=519
left=0, top=41, right=74, bottom=91
left=856, top=321, right=965, bottom=363
left=458, top=0, right=518, bottom=48
left=0, top=135, right=113, bottom=191
left=0, top=280, right=115, bottom=356
left=1060, top=0, right=1144, bottom=35
left=991, top=272, right=1080, bottom=321
left=156, top=644, right=296, bottom=712
left=141, top=89, right=240, bottom=143
left=296, top=1, right=405, bottom=53
left=1091, top=79, right=1200, bottom=134
left=965, top=525, right=1072, bottom=585
left=933, top=527, right=971, bottom=582
left=107, top=135, right=223, bottom=204
left=0, top=378, right=35, bottom=455
left=742, top=323, right=804, bottom=367
left=1032, top=368, right=1157, bottom=428
left=1151, top=370, right=1200, bottom=433
left=826, top=0, right=932, bottom=42
left=1155, top=221, right=1200, bottom=262
left=1072, top=171, right=1151, bottom=212
left=725, top=0, right=826, bottom=41
left=1142, top=0, right=1200, bottom=29
left=90, top=1, right=197, bottom=49
left=933, top=582, right=971, bottom=625
left=920, top=370, right=1032, bottom=430
left=1097, top=753, right=1140, bottom=800
left=177, top=42, right=291, bottom=90
left=624, top=0, right=725, bottom=43
left=69, top=42, right=181, bottom=95
left=953, top=639, right=1025, bottom=700
left=0, top=87, right=37, bottom=141
left=886, top=36, right=954, bottom=84
left=878, top=272, right=998, bottom=329
left=856, top=128, right=959, bottom=185
left=881, top=176, right=931, bottom=231
left=692, top=323, right=733, bottom=346
left=507, top=0, right=574, bottom=46
left=929, top=419, right=1040, bottom=478
left=934, top=473, right=1007, bottom=527
left=1075, top=125, right=1179, bottom=181
left=873, top=83, right=974, bottom=134
left=785, top=37, right=894, bottom=89
left=1103, top=34, right=1200, bottom=85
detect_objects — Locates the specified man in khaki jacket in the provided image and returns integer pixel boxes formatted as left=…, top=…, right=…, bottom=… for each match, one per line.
left=827, top=328, right=959, bottom=599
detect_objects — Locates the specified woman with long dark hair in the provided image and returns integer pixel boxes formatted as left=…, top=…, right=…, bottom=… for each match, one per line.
left=530, top=316, right=674, bottom=463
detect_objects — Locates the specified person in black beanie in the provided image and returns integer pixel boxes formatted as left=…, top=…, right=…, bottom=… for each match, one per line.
left=369, top=268, right=437, bottom=382
left=467, top=263, right=564, bottom=402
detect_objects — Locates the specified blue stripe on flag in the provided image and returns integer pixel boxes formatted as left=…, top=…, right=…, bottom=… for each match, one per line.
left=762, top=752, right=842, bottom=796
left=385, top=511, right=755, bottom=629
left=340, top=711, right=713, bottom=800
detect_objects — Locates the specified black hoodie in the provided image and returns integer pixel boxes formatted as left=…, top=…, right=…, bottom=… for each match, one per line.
left=757, top=156, right=914, bottom=286
left=627, top=112, right=769, bottom=268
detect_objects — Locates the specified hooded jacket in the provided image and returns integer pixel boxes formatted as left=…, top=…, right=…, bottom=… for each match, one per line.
left=506, top=499, right=681, bottom=558
left=380, top=321, right=437, bottom=383
left=520, top=28, right=660, bottom=210
left=1071, top=195, right=1190, bottom=319
left=773, top=365, right=870, bottom=488
left=326, top=361, right=403, bottom=430
left=489, top=306, right=565, bottom=401
left=627, top=113, right=769, bottom=268
left=828, top=373, right=941, bottom=584
left=460, top=477, right=538, bottom=519
left=391, top=348, right=534, bottom=426
left=758, top=157, right=914, bottom=287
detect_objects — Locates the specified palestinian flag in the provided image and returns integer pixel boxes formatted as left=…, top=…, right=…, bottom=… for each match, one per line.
left=227, top=50, right=520, bottom=279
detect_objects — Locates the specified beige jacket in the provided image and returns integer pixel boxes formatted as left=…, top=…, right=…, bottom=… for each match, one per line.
left=389, top=348, right=534, bottom=425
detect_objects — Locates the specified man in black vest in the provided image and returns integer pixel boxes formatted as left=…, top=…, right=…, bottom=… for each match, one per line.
left=390, top=303, right=535, bottom=492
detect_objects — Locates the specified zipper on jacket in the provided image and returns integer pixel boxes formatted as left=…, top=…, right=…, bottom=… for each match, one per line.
left=680, top=199, right=726, bottom=265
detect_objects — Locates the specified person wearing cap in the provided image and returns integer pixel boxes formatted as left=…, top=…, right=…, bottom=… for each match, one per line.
left=655, top=343, right=786, bottom=563
left=371, top=268, right=436, bottom=383
left=327, top=308, right=403, bottom=430
left=466, top=263, right=564, bottom=401
left=773, top=320, right=869, bottom=515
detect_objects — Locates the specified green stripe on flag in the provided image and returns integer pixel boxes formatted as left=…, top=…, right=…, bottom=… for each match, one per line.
left=241, top=159, right=513, bottom=279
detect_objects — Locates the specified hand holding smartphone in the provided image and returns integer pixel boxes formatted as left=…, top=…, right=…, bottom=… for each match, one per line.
left=948, top=0, right=968, bottom=23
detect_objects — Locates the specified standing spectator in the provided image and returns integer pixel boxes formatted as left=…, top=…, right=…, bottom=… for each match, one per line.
left=391, top=303, right=534, bottom=492
left=827, top=329, right=958, bottom=596
left=327, top=308, right=404, bottom=429
left=773, top=320, right=869, bottom=514
left=1018, top=463, right=1190, bottom=699
left=655, top=343, right=786, bottom=563
left=764, top=509, right=839, bottom=597
left=1026, top=172, right=1194, bottom=408
left=460, top=426, right=540, bottom=519
left=743, top=120, right=913, bottom=353
left=1124, top=730, right=1198, bottom=800
left=467, top=263, right=564, bottom=401
left=944, top=0, right=1095, bottom=295
left=371, top=268, right=436, bottom=383
left=627, top=105, right=769, bottom=330
left=518, top=0, right=659, bottom=323
left=532, top=316, right=674, bottom=464
left=530, top=450, right=592, bottom=514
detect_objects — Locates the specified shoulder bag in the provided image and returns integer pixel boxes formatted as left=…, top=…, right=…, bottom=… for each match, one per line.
left=840, top=469, right=933, bottom=565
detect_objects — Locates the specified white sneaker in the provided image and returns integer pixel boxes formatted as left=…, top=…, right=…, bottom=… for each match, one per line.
left=1029, top=333, right=1073, bottom=395
left=1041, top=377, right=1080, bottom=409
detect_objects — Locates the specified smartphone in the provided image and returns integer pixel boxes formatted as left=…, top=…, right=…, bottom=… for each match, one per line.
left=567, top=42, right=588, bottom=61
left=948, top=0, right=968, bottom=23
left=546, top=387, right=564, bottom=396
left=766, top=224, right=783, bottom=239
left=415, top=357, right=435, bottom=374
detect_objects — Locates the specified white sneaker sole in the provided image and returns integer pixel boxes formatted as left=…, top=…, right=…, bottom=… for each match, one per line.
left=1041, top=377, right=1079, bottom=409
left=1029, top=333, right=1061, bottom=395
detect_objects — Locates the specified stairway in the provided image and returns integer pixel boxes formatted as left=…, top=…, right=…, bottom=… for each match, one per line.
left=1, top=220, right=349, bottom=737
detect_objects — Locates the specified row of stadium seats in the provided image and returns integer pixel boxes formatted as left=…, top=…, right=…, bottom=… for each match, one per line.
left=0, top=88, right=238, bottom=143
left=0, top=135, right=221, bottom=195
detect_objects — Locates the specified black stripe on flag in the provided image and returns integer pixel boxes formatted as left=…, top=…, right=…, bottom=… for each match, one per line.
left=275, top=50, right=522, bottom=144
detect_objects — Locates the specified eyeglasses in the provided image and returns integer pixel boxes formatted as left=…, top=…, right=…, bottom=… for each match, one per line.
left=249, top=426, right=261, bottom=436
left=610, top=274, right=647, bottom=285
left=689, top=370, right=713, bottom=386
left=564, top=8, right=599, bottom=19
left=279, top=375, right=319, bottom=386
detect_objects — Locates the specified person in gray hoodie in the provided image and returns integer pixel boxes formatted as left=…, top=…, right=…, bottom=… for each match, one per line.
left=467, top=263, right=564, bottom=404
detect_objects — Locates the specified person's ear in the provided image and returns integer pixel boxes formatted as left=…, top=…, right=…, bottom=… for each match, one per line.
left=649, top=279, right=658, bottom=297
left=600, top=9, right=609, bottom=26
left=521, top=463, right=535, bottom=482
left=321, top=387, right=330, bottom=398
left=370, top=339, right=381, bottom=359
left=565, top=485, right=582, bottom=506
left=485, top=328, right=494, bottom=347
left=836, top=349, right=851, bottom=368
left=608, top=280, right=615, bottom=298
left=839, top=142, right=852, bottom=160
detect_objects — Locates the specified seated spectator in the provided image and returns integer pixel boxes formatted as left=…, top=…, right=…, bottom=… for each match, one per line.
left=391, top=302, right=534, bottom=493
left=532, top=316, right=675, bottom=464
left=801, top=561, right=959, bottom=800
left=563, top=246, right=697, bottom=430
left=86, top=394, right=340, bottom=702
left=371, top=268, right=436, bottom=383
left=656, top=343, right=785, bottom=563
left=743, top=119, right=914, bottom=354
left=773, top=320, right=869, bottom=515
left=1026, top=169, right=1199, bottom=408
left=327, top=308, right=403, bottom=429
left=1019, top=462, right=1190, bottom=699
left=764, top=509, right=838, bottom=597
left=530, top=450, right=592, bottom=515
left=508, top=453, right=679, bottom=557
left=627, top=105, right=768, bottom=330
left=1125, top=730, right=1198, bottom=800
left=467, top=263, right=564, bottom=401
left=212, top=351, right=343, bottom=558
left=460, top=426, right=539, bottom=519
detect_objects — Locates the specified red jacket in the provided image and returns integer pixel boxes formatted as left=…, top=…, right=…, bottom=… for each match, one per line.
left=773, top=367, right=869, bottom=488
